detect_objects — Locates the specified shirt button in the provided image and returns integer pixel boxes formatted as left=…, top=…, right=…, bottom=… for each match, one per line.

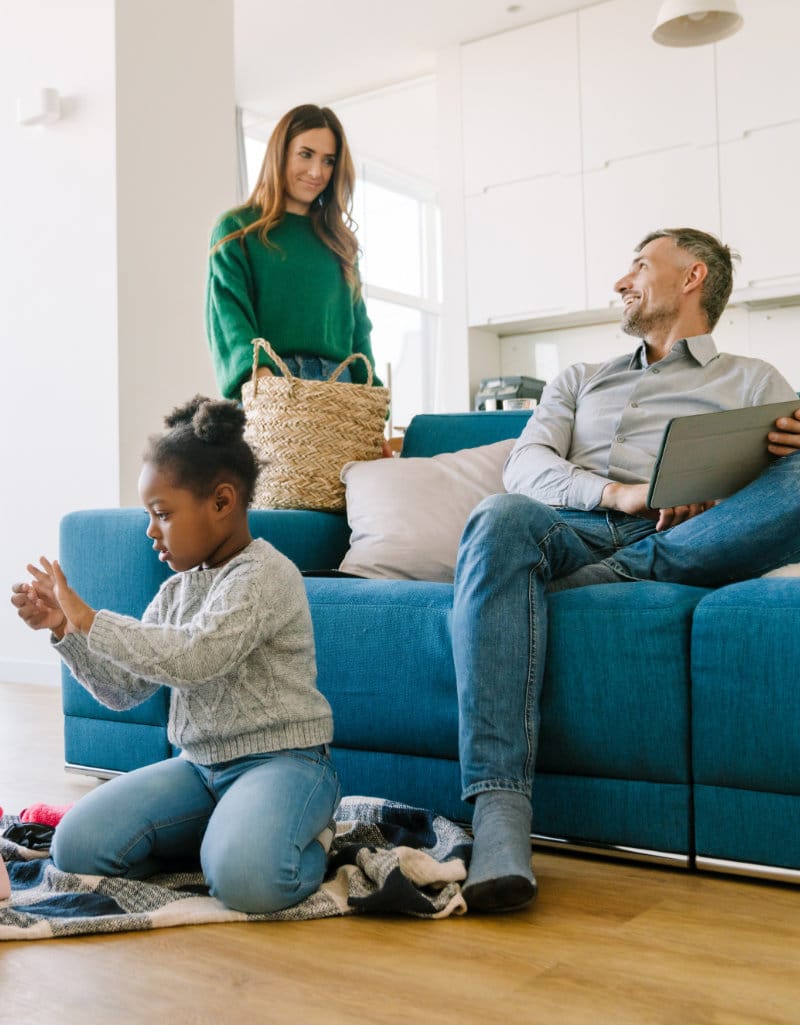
left=630, top=402, right=639, bottom=408
left=615, top=434, right=625, bottom=443
left=651, top=367, right=660, bottom=374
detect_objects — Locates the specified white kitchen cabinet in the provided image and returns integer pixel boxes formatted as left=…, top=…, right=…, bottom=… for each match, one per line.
left=719, top=121, right=800, bottom=295
left=457, top=0, right=800, bottom=336
left=583, top=145, right=721, bottom=310
left=460, top=13, right=581, bottom=196
left=578, top=0, right=717, bottom=171
left=465, top=172, right=585, bottom=326
left=715, top=0, right=800, bottom=141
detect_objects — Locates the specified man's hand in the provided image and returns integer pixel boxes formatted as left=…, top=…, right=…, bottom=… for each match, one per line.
left=601, top=481, right=713, bottom=532
left=768, top=407, right=800, bottom=456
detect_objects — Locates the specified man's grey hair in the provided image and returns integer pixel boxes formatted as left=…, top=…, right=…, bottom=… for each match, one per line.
left=636, top=228, right=740, bottom=331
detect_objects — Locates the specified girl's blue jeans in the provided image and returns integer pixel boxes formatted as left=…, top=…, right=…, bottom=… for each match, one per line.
left=51, top=746, right=340, bottom=914
left=452, top=452, right=800, bottom=802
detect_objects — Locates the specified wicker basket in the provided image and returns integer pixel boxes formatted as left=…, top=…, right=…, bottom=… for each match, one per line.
left=241, top=338, right=390, bottom=511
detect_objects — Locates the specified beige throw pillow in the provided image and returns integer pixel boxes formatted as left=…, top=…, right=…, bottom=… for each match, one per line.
left=339, top=439, right=514, bottom=582
left=762, top=563, right=800, bottom=578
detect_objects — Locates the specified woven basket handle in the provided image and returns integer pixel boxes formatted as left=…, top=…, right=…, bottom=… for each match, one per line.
left=328, top=351, right=374, bottom=386
left=251, top=338, right=293, bottom=396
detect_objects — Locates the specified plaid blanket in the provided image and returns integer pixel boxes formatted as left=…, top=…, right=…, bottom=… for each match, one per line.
left=0, top=797, right=470, bottom=940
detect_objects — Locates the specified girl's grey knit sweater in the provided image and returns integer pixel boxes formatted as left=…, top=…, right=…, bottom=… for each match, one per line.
left=54, top=539, right=333, bottom=764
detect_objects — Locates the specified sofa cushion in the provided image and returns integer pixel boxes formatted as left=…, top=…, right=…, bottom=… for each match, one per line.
left=691, top=579, right=800, bottom=794
left=307, top=577, right=705, bottom=781
left=306, top=577, right=706, bottom=854
left=339, top=439, right=513, bottom=582
left=691, top=577, right=800, bottom=869
left=306, top=578, right=458, bottom=755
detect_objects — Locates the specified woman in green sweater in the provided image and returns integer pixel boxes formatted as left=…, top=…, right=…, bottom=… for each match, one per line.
left=206, top=104, right=383, bottom=401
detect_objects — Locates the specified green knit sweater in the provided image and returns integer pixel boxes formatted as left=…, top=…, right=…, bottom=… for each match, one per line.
left=205, top=207, right=382, bottom=400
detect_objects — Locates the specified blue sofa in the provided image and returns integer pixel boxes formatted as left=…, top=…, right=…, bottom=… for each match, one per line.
left=59, top=412, right=800, bottom=884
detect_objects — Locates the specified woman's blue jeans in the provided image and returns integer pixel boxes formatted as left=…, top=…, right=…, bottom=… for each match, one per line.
left=51, top=746, right=340, bottom=914
left=452, top=452, right=800, bottom=802
left=280, top=354, right=352, bottom=382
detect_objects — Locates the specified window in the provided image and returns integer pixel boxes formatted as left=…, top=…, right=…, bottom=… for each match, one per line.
left=354, top=165, right=442, bottom=433
left=242, top=136, right=266, bottom=194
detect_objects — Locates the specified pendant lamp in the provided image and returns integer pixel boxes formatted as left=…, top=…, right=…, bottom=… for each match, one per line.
left=652, top=0, right=743, bottom=46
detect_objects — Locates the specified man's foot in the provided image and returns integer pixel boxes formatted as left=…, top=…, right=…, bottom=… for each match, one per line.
left=461, top=873, right=537, bottom=913
left=462, top=790, right=537, bottom=913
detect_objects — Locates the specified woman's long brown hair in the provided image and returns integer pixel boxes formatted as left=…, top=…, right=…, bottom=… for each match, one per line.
left=213, top=104, right=360, bottom=290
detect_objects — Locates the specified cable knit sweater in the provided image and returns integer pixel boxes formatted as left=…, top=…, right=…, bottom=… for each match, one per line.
left=54, top=539, right=333, bottom=765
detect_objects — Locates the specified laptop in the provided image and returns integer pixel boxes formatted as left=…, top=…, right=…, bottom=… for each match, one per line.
left=647, top=399, right=799, bottom=509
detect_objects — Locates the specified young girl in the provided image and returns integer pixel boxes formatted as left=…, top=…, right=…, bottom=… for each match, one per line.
left=206, top=103, right=384, bottom=402
left=10, top=396, right=339, bottom=914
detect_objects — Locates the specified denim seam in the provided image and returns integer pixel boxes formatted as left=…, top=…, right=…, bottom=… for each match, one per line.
left=116, top=809, right=211, bottom=870
left=462, top=780, right=531, bottom=800
left=521, top=565, right=537, bottom=795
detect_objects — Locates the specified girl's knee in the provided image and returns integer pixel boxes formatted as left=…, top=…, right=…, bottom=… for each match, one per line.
left=205, top=841, right=325, bottom=914
left=50, top=810, right=102, bottom=875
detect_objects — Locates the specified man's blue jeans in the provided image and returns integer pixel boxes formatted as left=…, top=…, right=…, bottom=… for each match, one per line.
left=452, top=452, right=800, bottom=802
left=51, top=746, right=340, bottom=913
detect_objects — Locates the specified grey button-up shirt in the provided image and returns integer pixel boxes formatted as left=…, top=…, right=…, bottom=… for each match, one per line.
left=503, top=335, right=797, bottom=510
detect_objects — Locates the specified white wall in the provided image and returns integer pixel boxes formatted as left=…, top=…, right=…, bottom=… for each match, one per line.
left=1, top=0, right=119, bottom=684
left=1, top=0, right=235, bottom=685
left=334, top=78, right=439, bottom=186
left=115, top=0, right=231, bottom=505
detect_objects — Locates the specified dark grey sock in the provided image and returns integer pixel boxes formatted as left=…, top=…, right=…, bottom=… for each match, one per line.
left=547, top=561, right=629, bottom=594
left=463, top=791, right=537, bottom=913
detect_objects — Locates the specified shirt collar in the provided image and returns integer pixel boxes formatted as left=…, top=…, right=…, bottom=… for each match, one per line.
left=631, top=333, right=718, bottom=370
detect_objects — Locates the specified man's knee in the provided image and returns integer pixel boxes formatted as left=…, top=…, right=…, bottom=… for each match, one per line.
left=468, top=491, right=543, bottom=532
left=464, top=492, right=556, bottom=547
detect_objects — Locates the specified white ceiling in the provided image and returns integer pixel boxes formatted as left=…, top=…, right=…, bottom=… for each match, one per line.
left=235, top=0, right=609, bottom=118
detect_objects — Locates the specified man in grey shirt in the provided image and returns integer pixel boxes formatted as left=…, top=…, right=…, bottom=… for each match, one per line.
left=455, top=228, right=800, bottom=914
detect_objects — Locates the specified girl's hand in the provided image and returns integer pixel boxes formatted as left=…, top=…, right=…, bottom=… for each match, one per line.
left=40, top=557, right=97, bottom=636
left=10, top=575, right=67, bottom=636
left=27, top=557, right=95, bottom=635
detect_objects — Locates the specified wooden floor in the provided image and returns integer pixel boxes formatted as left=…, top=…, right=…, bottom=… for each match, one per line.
left=1, top=680, right=799, bottom=1025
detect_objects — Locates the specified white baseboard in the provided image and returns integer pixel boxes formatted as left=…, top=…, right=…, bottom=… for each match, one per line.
left=0, top=658, right=60, bottom=686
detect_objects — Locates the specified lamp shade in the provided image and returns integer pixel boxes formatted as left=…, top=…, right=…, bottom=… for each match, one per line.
left=652, top=0, right=743, bottom=46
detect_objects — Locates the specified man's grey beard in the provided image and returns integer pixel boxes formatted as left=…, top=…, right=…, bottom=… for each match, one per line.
left=620, top=304, right=679, bottom=339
